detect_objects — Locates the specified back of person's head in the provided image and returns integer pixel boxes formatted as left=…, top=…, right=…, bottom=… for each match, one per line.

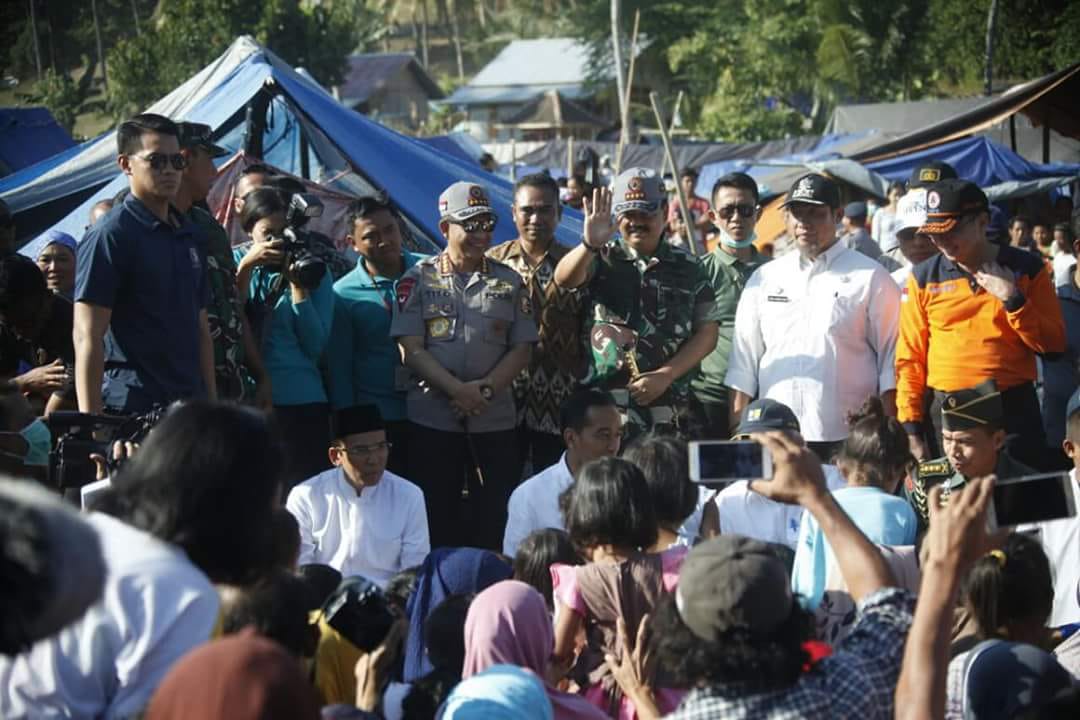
left=962, top=533, right=1053, bottom=642
left=240, top=187, right=288, bottom=233
left=386, top=564, right=421, bottom=615
left=837, top=396, right=911, bottom=492
left=220, top=570, right=316, bottom=658
left=297, top=564, right=342, bottom=612
left=622, top=433, right=697, bottom=532
left=711, top=171, right=759, bottom=205
left=0, top=253, right=46, bottom=315
left=562, top=456, right=658, bottom=552
left=512, top=529, right=582, bottom=609
left=265, top=175, right=306, bottom=198
left=116, top=113, right=179, bottom=156
left=271, top=508, right=300, bottom=570
left=99, top=402, right=283, bottom=585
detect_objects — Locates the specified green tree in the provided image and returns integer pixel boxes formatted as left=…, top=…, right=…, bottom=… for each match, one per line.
left=33, top=68, right=81, bottom=132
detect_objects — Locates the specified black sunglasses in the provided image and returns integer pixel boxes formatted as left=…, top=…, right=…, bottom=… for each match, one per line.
left=452, top=217, right=497, bottom=233
left=716, top=203, right=757, bottom=220
left=129, top=152, right=188, bottom=172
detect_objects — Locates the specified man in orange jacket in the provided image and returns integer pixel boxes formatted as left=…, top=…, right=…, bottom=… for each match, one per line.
left=896, top=179, right=1065, bottom=469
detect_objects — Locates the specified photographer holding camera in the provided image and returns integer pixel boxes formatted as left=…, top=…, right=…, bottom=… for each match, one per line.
left=236, top=188, right=335, bottom=488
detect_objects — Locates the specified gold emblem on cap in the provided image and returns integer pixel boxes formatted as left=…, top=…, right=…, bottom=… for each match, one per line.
left=919, top=169, right=941, bottom=183
left=947, top=396, right=956, bottom=407
left=748, top=408, right=762, bottom=421
left=624, top=176, right=646, bottom=201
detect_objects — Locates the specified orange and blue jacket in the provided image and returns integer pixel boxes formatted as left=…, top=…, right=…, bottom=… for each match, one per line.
left=896, top=245, right=1065, bottom=429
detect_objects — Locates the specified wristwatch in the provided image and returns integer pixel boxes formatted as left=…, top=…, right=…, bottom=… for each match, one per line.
left=480, top=384, right=494, bottom=401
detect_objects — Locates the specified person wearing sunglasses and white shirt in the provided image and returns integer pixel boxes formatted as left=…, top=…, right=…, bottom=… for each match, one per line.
left=74, top=113, right=217, bottom=415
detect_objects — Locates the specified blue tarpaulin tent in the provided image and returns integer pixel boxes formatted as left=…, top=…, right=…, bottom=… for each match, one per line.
left=0, top=107, right=75, bottom=177
left=7, top=36, right=582, bottom=258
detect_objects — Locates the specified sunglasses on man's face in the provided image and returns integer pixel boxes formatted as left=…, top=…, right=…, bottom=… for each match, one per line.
left=716, top=203, right=757, bottom=220
left=128, top=152, right=188, bottom=172
left=453, top=217, right=497, bottom=234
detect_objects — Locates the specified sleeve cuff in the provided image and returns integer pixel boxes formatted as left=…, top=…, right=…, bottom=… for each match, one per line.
left=1004, top=291, right=1026, bottom=313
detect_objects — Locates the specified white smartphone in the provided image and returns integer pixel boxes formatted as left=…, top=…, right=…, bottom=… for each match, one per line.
left=987, top=472, right=1078, bottom=530
left=688, top=440, right=773, bottom=488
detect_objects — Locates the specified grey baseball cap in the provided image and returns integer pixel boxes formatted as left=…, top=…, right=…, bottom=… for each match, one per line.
left=675, top=535, right=794, bottom=641
left=611, top=167, right=665, bottom=216
left=438, top=181, right=494, bottom=222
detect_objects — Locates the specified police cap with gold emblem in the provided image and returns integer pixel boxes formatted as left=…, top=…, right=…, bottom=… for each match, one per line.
left=907, top=160, right=958, bottom=190
left=941, top=380, right=1003, bottom=431
left=439, top=181, right=494, bottom=222
left=919, top=180, right=990, bottom=236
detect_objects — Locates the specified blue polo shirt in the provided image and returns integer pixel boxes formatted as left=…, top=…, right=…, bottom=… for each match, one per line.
left=327, top=250, right=425, bottom=420
left=75, top=194, right=209, bottom=413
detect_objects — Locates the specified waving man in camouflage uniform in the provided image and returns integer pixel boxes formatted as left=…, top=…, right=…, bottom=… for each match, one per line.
left=554, top=167, right=720, bottom=438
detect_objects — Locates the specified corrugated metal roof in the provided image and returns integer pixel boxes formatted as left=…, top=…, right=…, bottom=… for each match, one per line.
left=445, top=83, right=590, bottom=106
left=338, top=53, right=443, bottom=106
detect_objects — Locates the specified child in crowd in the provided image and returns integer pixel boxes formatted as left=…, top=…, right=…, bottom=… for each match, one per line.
left=513, top=529, right=582, bottom=612
left=551, top=457, right=687, bottom=719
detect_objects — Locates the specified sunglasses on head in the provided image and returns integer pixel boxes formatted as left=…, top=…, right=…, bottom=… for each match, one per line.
left=452, top=217, right=497, bottom=233
left=716, top=203, right=757, bottom=220
left=129, top=152, right=188, bottom=172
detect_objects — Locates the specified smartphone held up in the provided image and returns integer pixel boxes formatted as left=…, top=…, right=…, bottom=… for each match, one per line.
left=689, top=440, right=773, bottom=488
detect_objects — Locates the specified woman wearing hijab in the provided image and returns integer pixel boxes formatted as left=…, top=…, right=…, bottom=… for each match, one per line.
left=442, top=664, right=553, bottom=720
left=145, top=631, right=320, bottom=720
left=463, top=581, right=607, bottom=720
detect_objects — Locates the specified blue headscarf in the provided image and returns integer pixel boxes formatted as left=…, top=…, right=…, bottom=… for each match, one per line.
left=440, top=665, right=553, bottom=720
left=403, top=548, right=512, bottom=682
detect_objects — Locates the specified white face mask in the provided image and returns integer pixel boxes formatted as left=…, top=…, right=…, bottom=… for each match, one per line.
left=718, top=225, right=757, bottom=249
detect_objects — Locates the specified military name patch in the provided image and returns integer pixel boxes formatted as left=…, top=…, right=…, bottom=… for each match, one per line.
left=766, top=295, right=790, bottom=303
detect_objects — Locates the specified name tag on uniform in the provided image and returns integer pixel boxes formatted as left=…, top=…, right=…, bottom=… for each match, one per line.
left=767, top=295, right=790, bottom=303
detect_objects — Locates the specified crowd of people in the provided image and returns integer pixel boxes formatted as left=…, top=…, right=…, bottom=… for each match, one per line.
left=1, top=110, right=1079, bottom=719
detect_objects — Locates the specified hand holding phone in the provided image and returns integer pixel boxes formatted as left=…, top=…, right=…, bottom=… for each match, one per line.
left=987, top=472, right=1078, bottom=530
left=688, top=440, right=773, bottom=488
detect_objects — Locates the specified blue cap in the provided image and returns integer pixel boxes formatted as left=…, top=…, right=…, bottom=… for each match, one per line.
left=844, top=201, right=867, bottom=219
left=38, top=230, right=77, bottom=254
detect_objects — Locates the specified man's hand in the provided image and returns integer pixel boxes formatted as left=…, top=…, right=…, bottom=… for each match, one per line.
left=747, top=431, right=827, bottom=506
left=627, top=368, right=673, bottom=407
left=924, top=476, right=996, bottom=573
left=973, top=261, right=1018, bottom=303
left=450, top=380, right=489, bottom=418
left=909, top=433, right=929, bottom=462
left=582, top=187, right=615, bottom=250
left=89, top=440, right=138, bottom=481
left=604, top=615, right=661, bottom=720
left=14, top=360, right=68, bottom=394
left=354, top=618, right=407, bottom=712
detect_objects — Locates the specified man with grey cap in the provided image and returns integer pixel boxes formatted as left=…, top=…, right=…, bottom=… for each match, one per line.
left=391, top=181, right=537, bottom=550
left=886, top=187, right=939, bottom=288
left=554, top=167, right=720, bottom=439
left=727, top=172, right=901, bottom=460
left=612, top=432, right=912, bottom=720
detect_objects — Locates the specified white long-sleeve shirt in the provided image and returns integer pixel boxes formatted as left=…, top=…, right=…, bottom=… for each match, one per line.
left=503, top=453, right=575, bottom=557
left=726, top=241, right=901, bottom=442
left=287, top=467, right=430, bottom=588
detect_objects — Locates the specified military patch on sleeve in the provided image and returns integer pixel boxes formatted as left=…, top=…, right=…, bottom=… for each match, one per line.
left=396, top=277, right=416, bottom=310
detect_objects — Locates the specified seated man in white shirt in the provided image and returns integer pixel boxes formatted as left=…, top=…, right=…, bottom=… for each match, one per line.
left=287, top=405, right=429, bottom=588
left=726, top=173, right=901, bottom=462
left=699, top=398, right=846, bottom=549
left=503, top=389, right=622, bottom=556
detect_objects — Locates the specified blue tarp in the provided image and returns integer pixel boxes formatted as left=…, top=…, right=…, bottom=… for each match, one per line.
left=0, top=107, right=75, bottom=177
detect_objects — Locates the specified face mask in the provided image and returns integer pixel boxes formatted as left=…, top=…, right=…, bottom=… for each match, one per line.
left=0, top=418, right=52, bottom=467
left=718, top=225, right=757, bottom=249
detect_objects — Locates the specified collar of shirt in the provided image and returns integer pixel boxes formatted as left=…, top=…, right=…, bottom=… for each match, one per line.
left=334, top=466, right=383, bottom=499
left=498, top=237, right=568, bottom=267
left=796, top=238, right=847, bottom=272
left=123, top=193, right=187, bottom=233
left=353, top=250, right=422, bottom=286
left=611, top=235, right=675, bottom=268
left=713, top=245, right=763, bottom=269
left=438, top=252, right=489, bottom=276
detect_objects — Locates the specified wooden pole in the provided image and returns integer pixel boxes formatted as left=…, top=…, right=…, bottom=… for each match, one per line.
left=660, top=91, right=685, bottom=177
left=510, top=138, right=517, bottom=182
left=567, top=136, right=575, bottom=177
left=614, top=9, right=641, bottom=174
left=650, top=91, right=698, bottom=256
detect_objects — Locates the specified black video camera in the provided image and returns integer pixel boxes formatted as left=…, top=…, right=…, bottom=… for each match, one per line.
left=275, top=193, right=326, bottom=291
left=45, top=408, right=167, bottom=490
left=322, top=576, right=397, bottom=653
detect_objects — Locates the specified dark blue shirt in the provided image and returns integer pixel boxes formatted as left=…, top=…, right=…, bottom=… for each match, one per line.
left=75, top=194, right=209, bottom=413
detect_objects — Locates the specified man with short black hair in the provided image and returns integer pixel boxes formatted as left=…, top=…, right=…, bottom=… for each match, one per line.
left=74, top=113, right=216, bottom=414
left=488, top=173, right=587, bottom=472
left=232, top=163, right=277, bottom=215
left=840, top=201, right=887, bottom=263
left=286, top=405, right=429, bottom=588
left=1009, top=214, right=1035, bottom=252
left=502, top=389, right=621, bottom=556
left=1033, top=219, right=1054, bottom=258
left=668, top=166, right=712, bottom=255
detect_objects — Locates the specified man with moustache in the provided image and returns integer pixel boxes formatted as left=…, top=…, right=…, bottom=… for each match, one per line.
left=554, top=167, right=719, bottom=439
left=391, top=181, right=537, bottom=550
left=74, top=113, right=216, bottom=414
left=726, top=173, right=900, bottom=461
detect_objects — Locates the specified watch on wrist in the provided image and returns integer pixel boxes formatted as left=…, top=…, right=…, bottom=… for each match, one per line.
left=480, top=384, right=494, bottom=401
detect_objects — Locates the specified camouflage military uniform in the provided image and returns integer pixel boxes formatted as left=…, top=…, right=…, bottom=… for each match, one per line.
left=582, top=236, right=720, bottom=437
left=906, top=451, right=1035, bottom=528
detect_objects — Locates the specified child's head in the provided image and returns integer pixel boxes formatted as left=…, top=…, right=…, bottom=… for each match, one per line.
left=424, top=593, right=473, bottom=671
left=562, top=456, right=658, bottom=554
left=837, top=396, right=911, bottom=493
left=961, top=532, right=1053, bottom=646
left=512, top=528, right=582, bottom=609
left=622, top=433, right=698, bottom=533
left=296, top=563, right=342, bottom=612
left=220, top=569, right=316, bottom=658
left=385, top=565, right=421, bottom=616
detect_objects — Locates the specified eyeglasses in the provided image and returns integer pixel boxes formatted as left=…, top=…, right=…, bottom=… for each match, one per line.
left=128, top=152, right=188, bottom=172
left=338, top=441, right=393, bottom=458
left=716, top=204, right=757, bottom=220
left=452, top=217, right=497, bottom=233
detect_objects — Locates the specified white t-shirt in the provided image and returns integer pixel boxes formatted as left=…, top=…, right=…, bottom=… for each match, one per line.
left=287, top=467, right=430, bottom=588
left=1020, top=468, right=1080, bottom=626
left=503, top=453, right=575, bottom=557
left=0, top=513, right=219, bottom=719
left=712, top=464, right=847, bottom=548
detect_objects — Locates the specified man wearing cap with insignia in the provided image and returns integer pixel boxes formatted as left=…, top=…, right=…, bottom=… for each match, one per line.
left=616, top=432, right=912, bottom=719
left=896, top=178, right=1064, bottom=467
left=286, top=404, right=429, bottom=588
left=174, top=121, right=270, bottom=405
left=885, top=188, right=939, bottom=288
left=907, top=160, right=959, bottom=191
left=907, top=380, right=1034, bottom=527
left=553, top=167, right=720, bottom=440
left=727, top=172, right=901, bottom=460
left=391, top=181, right=538, bottom=550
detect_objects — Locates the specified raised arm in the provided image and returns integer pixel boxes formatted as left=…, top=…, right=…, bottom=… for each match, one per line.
left=554, top=187, right=613, bottom=289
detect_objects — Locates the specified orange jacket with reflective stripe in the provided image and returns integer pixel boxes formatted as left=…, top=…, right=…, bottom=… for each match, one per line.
left=896, top=245, right=1065, bottom=426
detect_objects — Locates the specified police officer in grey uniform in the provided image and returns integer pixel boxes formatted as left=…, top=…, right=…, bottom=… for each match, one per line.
left=391, top=181, right=538, bottom=550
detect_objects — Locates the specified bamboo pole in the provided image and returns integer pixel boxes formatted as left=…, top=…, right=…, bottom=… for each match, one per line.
left=649, top=91, right=697, bottom=256
left=614, top=9, right=641, bottom=175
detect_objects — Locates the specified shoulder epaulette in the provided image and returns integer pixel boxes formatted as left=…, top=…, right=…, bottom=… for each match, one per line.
left=917, top=458, right=953, bottom=478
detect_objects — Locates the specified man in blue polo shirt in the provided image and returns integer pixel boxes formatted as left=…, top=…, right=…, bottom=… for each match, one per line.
left=74, top=113, right=217, bottom=414
left=328, top=194, right=426, bottom=474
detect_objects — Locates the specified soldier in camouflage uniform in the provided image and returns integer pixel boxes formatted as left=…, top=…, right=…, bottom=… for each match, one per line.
left=554, top=167, right=720, bottom=439
left=906, top=380, right=1035, bottom=528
